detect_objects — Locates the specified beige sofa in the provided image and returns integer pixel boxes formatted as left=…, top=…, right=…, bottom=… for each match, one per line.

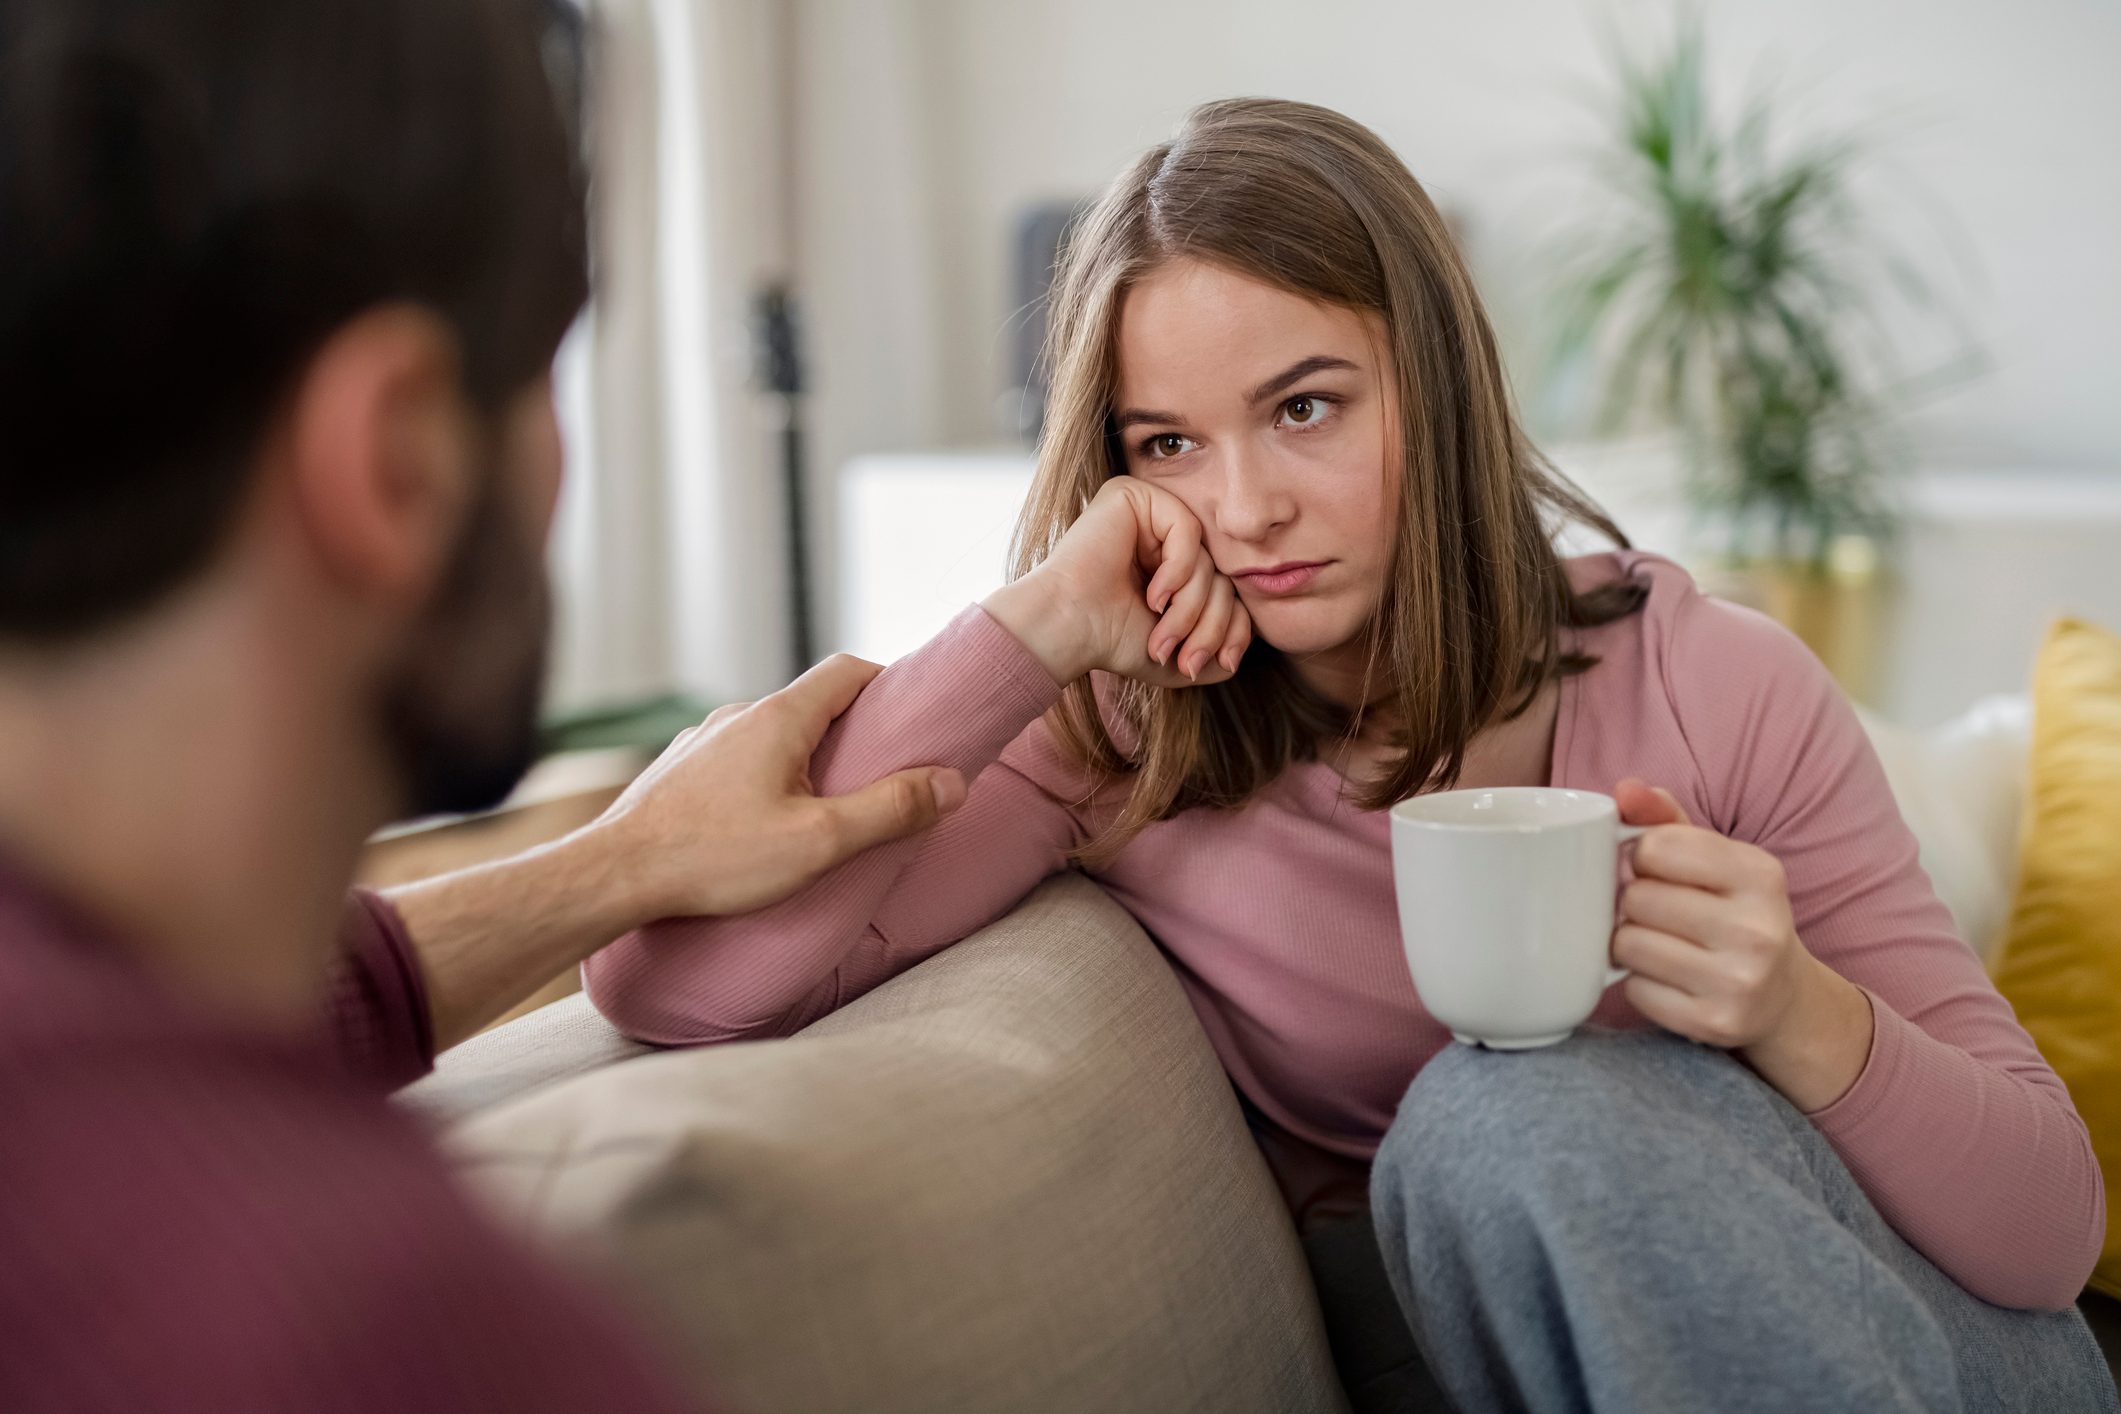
left=401, top=695, right=2117, bottom=1412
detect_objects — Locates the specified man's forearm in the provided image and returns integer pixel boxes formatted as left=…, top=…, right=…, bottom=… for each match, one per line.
left=384, top=825, right=651, bottom=1053
left=378, top=657, right=970, bottom=1054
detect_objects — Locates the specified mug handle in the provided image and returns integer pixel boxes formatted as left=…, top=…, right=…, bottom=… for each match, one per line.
left=1607, top=824, right=1649, bottom=987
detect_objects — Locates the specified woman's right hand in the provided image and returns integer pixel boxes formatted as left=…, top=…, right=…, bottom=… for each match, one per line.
left=982, top=476, right=1252, bottom=688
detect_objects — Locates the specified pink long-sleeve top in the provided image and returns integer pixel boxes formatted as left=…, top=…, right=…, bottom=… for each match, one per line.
left=585, top=549, right=2103, bottom=1310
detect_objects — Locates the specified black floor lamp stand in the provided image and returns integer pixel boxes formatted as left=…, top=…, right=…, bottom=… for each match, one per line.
left=754, top=283, right=814, bottom=676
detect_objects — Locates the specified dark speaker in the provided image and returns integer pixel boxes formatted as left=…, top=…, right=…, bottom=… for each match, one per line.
left=535, top=0, right=589, bottom=168
left=1008, top=201, right=1088, bottom=442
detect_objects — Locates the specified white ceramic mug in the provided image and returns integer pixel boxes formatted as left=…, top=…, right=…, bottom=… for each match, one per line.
left=1389, top=787, right=1643, bottom=1049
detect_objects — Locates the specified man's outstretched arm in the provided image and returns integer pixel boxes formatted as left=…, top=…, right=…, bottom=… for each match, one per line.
left=361, top=655, right=966, bottom=1060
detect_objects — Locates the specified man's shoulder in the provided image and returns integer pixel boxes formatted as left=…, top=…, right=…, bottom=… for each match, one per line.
left=0, top=1000, right=469, bottom=1280
left=0, top=1019, right=681, bottom=1411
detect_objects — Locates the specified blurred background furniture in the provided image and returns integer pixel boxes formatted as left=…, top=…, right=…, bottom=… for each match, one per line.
left=399, top=692, right=2120, bottom=1413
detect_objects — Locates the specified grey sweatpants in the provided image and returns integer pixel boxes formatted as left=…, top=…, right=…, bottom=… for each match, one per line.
left=1366, top=1028, right=2118, bottom=1413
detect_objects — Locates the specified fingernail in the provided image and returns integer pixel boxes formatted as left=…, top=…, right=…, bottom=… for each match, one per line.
left=1220, top=646, right=1239, bottom=672
left=930, top=770, right=966, bottom=815
left=1149, top=637, right=1170, bottom=665
left=1181, top=651, right=1201, bottom=680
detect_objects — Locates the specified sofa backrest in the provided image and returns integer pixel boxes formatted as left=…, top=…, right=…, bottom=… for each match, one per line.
left=429, top=874, right=1349, bottom=1414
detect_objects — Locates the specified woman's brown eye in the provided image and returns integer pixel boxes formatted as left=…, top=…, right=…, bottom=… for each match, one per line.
left=1156, top=435, right=1186, bottom=457
left=1285, top=396, right=1318, bottom=424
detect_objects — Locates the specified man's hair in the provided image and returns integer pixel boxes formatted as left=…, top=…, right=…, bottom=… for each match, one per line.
left=0, top=0, right=590, bottom=643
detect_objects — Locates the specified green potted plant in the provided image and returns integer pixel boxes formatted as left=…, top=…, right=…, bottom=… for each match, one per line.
left=1549, top=20, right=1965, bottom=702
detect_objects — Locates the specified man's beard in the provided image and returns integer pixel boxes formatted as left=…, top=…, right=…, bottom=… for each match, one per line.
left=380, top=475, right=552, bottom=819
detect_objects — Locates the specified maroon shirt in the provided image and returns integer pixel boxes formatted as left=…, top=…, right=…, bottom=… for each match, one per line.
left=0, top=857, right=699, bottom=1412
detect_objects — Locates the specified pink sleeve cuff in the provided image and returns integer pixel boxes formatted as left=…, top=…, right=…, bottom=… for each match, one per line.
left=1800, top=984, right=1893, bottom=1125
left=330, top=889, right=435, bottom=1090
left=803, top=603, right=1065, bottom=796
left=957, top=603, right=1070, bottom=718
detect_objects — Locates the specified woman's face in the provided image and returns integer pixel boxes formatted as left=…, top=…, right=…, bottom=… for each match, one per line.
left=1112, top=259, right=1397, bottom=671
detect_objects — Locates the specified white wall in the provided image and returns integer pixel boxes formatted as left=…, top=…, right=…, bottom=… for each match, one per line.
left=792, top=0, right=2121, bottom=560
left=786, top=0, right=960, bottom=660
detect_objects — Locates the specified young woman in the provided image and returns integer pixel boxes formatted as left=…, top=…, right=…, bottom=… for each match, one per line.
left=586, top=99, right=2111, bottom=1411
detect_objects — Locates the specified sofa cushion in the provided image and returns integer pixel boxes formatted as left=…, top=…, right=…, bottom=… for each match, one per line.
left=1992, top=618, right=2121, bottom=1299
left=401, top=990, right=650, bottom=1123
left=437, top=873, right=1346, bottom=1414
left=1856, top=695, right=2031, bottom=964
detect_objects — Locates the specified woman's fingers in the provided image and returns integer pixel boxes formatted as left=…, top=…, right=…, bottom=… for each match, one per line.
left=1619, top=877, right=1725, bottom=944
left=1611, top=922, right=1719, bottom=994
left=1149, top=555, right=1216, bottom=666
left=1101, top=479, right=1251, bottom=684
left=1615, top=776, right=1692, bottom=828
left=1218, top=600, right=1253, bottom=674
left=1630, top=824, right=1752, bottom=894
left=1139, top=497, right=1203, bottom=613
left=1177, top=576, right=1236, bottom=680
left=1620, top=970, right=1709, bottom=1041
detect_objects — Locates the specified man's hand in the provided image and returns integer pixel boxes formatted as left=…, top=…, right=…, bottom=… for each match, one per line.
left=388, top=654, right=963, bottom=1052
left=588, top=654, right=967, bottom=920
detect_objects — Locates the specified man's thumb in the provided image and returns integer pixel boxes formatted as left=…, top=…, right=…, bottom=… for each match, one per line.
left=819, top=767, right=967, bottom=860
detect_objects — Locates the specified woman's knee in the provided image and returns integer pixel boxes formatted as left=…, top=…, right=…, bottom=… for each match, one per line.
left=1373, top=1028, right=1788, bottom=1215
left=1372, top=1036, right=1580, bottom=1220
left=1390, top=1028, right=1707, bottom=1138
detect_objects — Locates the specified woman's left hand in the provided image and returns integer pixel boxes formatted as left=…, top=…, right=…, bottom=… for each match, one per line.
left=1610, top=778, right=1874, bottom=1110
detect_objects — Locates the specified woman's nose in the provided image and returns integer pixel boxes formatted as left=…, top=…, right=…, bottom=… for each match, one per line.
left=1213, top=448, right=1297, bottom=543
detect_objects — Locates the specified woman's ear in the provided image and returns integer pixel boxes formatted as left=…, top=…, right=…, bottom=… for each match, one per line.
left=281, top=304, right=476, bottom=612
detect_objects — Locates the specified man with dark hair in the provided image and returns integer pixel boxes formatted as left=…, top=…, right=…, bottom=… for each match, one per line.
left=0, top=1, right=966, bottom=1407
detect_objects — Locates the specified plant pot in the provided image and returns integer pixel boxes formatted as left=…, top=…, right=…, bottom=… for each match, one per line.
left=1696, top=538, right=1895, bottom=708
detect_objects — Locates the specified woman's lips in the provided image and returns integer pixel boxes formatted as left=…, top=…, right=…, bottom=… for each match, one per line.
left=1234, top=561, right=1328, bottom=595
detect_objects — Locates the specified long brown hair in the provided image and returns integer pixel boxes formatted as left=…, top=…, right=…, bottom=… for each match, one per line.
left=1013, top=98, right=1646, bottom=867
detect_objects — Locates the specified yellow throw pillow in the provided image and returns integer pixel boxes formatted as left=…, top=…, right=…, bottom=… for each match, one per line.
left=1993, top=617, right=2121, bottom=1299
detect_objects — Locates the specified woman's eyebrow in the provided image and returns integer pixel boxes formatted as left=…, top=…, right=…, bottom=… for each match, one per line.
left=1111, top=354, right=1360, bottom=431
left=1246, top=354, right=1358, bottom=407
left=1112, top=406, right=1185, bottom=431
